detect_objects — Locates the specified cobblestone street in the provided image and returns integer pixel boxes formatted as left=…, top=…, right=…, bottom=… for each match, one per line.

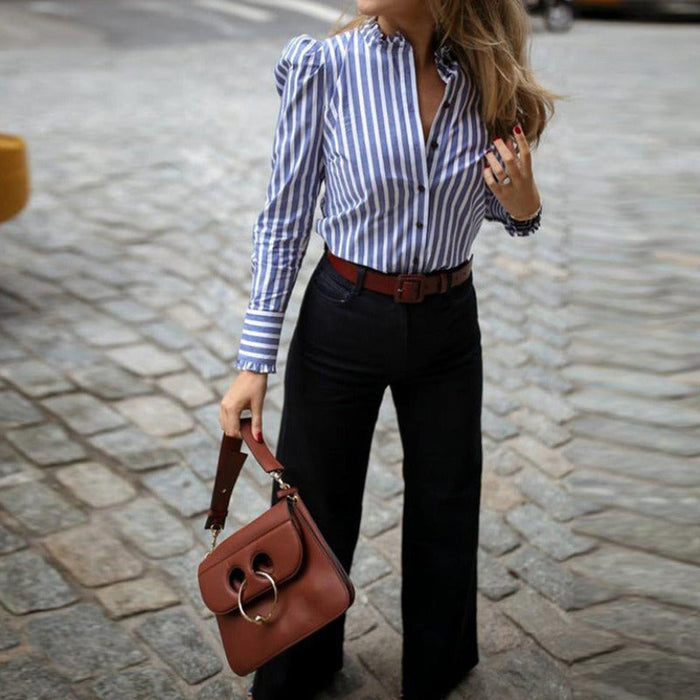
left=1, top=6, right=699, bottom=700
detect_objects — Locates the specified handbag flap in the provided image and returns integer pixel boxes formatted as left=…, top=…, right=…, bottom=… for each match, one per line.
left=198, top=498, right=304, bottom=615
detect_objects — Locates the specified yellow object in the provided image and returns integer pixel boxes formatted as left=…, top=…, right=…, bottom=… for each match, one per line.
left=0, top=133, right=30, bottom=224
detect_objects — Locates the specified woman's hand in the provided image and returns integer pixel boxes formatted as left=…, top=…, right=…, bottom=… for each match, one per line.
left=218, top=370, right=268, bottom=442
left=482, top=124, right=541, bottom=221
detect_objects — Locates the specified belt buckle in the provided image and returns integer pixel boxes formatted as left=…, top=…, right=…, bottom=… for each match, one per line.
left=394, top=274, right=425, bottom=303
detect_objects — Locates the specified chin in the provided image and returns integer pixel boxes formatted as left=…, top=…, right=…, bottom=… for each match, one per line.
left=357, top=2, right=384, bottom=15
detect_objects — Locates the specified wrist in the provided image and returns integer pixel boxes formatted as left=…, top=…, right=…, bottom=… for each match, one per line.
left=508, top=201, right=542, bottom=222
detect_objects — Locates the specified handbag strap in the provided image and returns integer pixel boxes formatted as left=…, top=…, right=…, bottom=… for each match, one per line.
left=204, top=417, right=286, bottom=532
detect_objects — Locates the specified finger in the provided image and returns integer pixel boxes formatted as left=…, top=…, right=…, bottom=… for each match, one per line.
left=511, top=124, right=532, bottom=173
left=250, top=392, right=264, bottom=443
left=219, top=400, right=241, bottom=438
left=218, top=405, right=227, bottom=433
left=482, top=161, right=500, bottom=189
left=483, top=150, right=506, bottom=182
left=230, top=409, right=241, bottom=440
left=491, top=137, right=520, bottom=177
left=218, top=404, right=231, bottom=436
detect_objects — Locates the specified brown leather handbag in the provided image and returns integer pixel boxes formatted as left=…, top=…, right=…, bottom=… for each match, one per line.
left=198, top=417, right=355, bottom=676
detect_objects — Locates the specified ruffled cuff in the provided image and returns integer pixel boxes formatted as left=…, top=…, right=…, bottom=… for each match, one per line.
left=504, top=201, right=543, bottom=237
left=234, top=358, right=276, bottom=374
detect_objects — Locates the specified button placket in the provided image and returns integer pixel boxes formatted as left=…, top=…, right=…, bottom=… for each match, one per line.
left=373, top=20, right=457, bottom=276
left=418, top=78, right=452, bottom=269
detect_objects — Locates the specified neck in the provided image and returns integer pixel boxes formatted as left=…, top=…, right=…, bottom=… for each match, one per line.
left=376, top=14, right=438, bottom=72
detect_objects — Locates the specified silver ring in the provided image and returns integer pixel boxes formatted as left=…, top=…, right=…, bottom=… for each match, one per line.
left=500, top=175, right=512, bottom=186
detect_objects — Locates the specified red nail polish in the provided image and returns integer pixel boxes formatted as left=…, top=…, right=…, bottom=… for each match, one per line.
left=255, top=431, right=262, bottom=442
left=514, top=124, right=522, bottom=134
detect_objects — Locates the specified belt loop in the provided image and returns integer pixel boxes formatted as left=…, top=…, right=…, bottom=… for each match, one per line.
left=446, top=270, right=453, bottom=289
left=354, top=265, right=367, bottom=292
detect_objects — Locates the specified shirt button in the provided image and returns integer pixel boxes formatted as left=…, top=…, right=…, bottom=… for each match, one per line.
left=443, top=101, right=450, bottom=108
left=416, top=222, right=424, bottom=229
left=418, top=184, right=425, bottom=192
left=412, top=256, right=419, bottom=264
left=431, top=139, right=439, bottom=149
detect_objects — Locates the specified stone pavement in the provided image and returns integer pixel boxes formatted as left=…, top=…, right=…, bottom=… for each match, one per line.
left=1, top=16, right=699, bottom=700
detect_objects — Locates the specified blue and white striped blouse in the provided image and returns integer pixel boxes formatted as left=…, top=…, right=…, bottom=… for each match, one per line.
left=235, top=15, right=542, bottom=374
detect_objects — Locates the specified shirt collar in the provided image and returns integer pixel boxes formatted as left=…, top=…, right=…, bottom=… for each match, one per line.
left=360, top=15, right=457, bottom=74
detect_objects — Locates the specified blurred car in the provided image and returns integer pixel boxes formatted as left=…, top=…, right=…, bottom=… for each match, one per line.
left=0, top=134, right=29, bottom=224
left=524, top=0, right=575, bottom=30
left=574, top=0, right=700, bottom=15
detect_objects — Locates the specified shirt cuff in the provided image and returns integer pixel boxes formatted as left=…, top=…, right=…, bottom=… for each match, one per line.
left=505, top=201, right=543, bottom=237
left=234, top=358, right=276, bottom=374
left=234, top=307, right=284, bottom=374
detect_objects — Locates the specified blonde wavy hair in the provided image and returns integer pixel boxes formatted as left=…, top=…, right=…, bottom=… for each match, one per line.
left=329, top=1, right=566, bottom=147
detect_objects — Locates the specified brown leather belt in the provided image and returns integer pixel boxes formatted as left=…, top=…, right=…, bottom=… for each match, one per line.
left=325, top=248, right=473, bottom=303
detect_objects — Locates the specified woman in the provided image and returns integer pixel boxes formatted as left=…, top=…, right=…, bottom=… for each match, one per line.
left=219, top=1, right=560, bottom=698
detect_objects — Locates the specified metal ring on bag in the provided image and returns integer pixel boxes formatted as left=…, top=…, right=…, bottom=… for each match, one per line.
left=237, top=570, right=278, bottom=625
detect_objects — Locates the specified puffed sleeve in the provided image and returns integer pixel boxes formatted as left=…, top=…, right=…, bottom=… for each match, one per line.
left=234, top=35, right=326, bottom=374
left=483, top=184, right=542, bottom=237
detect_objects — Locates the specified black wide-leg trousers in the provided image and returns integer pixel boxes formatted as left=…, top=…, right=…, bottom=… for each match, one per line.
left=251, top=249, right=483, bottom=700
